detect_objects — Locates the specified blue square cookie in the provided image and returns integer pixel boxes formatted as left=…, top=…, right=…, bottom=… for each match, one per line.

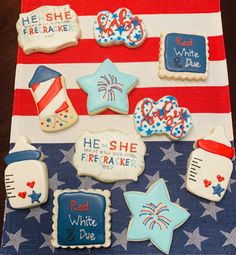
left=159, top=33, right=208, bottom=80
left=52, top=189, right=111, bottom=248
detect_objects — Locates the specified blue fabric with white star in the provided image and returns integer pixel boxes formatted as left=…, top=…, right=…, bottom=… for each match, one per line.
left=1, top=142, right=236, bottom=254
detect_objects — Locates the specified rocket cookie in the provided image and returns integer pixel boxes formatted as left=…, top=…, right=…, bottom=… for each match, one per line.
left=4, top=136, right=48, bottom=209
left=159, top=33, right=209, bottom=80
left=185, top=126, right=234, bottom=202
left=29, top=66, right=78, bottom=132
left=94, top=8, right=147, bottom=48
left=52, top=189, right=111, bottom=249
left=16, top=5, right=81, bottom=55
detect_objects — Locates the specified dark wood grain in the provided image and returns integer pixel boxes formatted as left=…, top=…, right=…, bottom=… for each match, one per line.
left=0, top=0, right=235, bottom=237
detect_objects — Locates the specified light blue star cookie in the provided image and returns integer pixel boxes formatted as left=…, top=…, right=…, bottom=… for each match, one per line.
left=124, top=179, right=190, bottom=254
left=77, top=59, right=138, bottom=114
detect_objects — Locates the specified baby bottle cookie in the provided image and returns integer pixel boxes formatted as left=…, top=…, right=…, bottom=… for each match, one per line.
left=4, top=136, right=48, bottom=209
left=29, top=66, right=78, bottom=132
left=185, top=126, right=234, bottom=202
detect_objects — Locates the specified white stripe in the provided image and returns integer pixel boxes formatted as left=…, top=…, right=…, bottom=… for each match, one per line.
left=80, top=12, right=223, bottom=39
left=15, top=60, right=228, bottom=89
left=33, top=78, right=55, bottom=102
left=39, top=90, right=67, bottom=118
left=10, top=113, right=234, bottom=143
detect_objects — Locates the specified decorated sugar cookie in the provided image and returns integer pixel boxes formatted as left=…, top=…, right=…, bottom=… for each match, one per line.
left=124, top=179, right=190, bottom=254
left=16, top=5, right=81, bottom=55
left=94, top=8, right=147, bottom=48
left=186, top=126, right=234, bottom=202
left=52, top=189, right=111, bottom=248
left=29, top=66, right=78, bottom=132
left=159, top=33, right=209, bottom=80
left=4, top=136, right=48, bottom=209
left=134, top=96, right=193, bottom=140
left=73, top=130, right=146, bottom=182
left=77, top=59, right=138, bottom=115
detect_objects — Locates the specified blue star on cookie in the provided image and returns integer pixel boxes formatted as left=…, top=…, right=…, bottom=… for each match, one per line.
left=77, top=59, right=138, bottom=115
left=124, top=179, right=190, bottom=254
left=28, top=191, right=41, bottom=204
left=212, top=184, right=225, bottom=197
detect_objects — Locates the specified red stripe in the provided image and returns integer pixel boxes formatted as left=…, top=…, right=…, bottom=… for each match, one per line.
left=17, top=36, right=225, bottom=64
left=21, top=0, right=220, bottom=15
left=35, top=77, right=63, bottom=113
left=13, top=86, right=231, bottom=116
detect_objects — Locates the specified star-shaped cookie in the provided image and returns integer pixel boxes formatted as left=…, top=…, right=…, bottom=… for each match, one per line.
left=124, top=179, right=190, bottom=254
left=77, top=59, right=138, bottom=115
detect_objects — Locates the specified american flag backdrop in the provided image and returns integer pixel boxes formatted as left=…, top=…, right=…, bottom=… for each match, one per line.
left=1, top=0, right=236, bottom=254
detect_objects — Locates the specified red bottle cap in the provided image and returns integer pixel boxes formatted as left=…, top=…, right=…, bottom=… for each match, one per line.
left=196, top=139, right=234, bottom=159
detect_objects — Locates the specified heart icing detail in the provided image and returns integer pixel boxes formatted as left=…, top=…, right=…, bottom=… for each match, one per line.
left=27, top=181, right=35, bottom=188
left=18, top=192, right=27, bottom=199
left=204, top=179, right=212, bottom=188
left=217, top=175, right=225, bottom=182
left=134, top=96, right=193, bottom=140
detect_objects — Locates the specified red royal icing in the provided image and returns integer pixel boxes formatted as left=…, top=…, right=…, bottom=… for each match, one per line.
left=27, top=181, right=35, bottom=188
left=55, top=101, right=69, bottom=113
left=196, top=139, right=234, bottom=159
left=18, top=191, right=27, bottom=199
left=217, top=175, right=225, bottom=182
left=204, top=179, right=212, bottom=188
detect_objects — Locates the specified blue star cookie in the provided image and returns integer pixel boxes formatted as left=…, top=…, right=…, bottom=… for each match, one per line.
left=124, top=179, right=190, bottom=254
left=28, top=190, right=41, bottom=204
left=77, top=59, right=138, bottom=115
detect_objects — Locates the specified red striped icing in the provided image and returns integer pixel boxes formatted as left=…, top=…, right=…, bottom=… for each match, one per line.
left=21, top=0, right=220, bottom=15
left=33, top=77, right=63, bottom=113
left=17, top=36, right=225, bottom=64
left=13, top=86, right=231, bottom=116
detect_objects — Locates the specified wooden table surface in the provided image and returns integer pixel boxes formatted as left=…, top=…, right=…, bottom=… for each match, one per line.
left=0, top=0, right=235, bottom=237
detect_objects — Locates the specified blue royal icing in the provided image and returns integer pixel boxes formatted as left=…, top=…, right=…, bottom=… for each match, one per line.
left=77, top=59, right=138, bottom=114
left=4, top=150, right=42, bottom=165
left=124, top=179, right=190, bottom=254
left=28, top=190, right=41, bottom=204
left=164, top=33, right=207, bottom=74
left=57, top=191, right=106, bottom=246
left=134, top=96, right=193, bottom=140
left=28, top=66, right=61, bottom=88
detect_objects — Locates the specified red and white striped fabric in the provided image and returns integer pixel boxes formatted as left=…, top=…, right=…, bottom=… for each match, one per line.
left=11, top=0, right=233, bottom=143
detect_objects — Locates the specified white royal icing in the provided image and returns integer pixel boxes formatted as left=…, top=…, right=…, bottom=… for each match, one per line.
left=73, top=130, right=146, bottom=182
left=5, top=136, right=48, bottom=209
left=186, top=127, right=234, bottom=202
left=93, top=8, right=147, bottom=48
left=16, top=5, right=81, bottom=54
